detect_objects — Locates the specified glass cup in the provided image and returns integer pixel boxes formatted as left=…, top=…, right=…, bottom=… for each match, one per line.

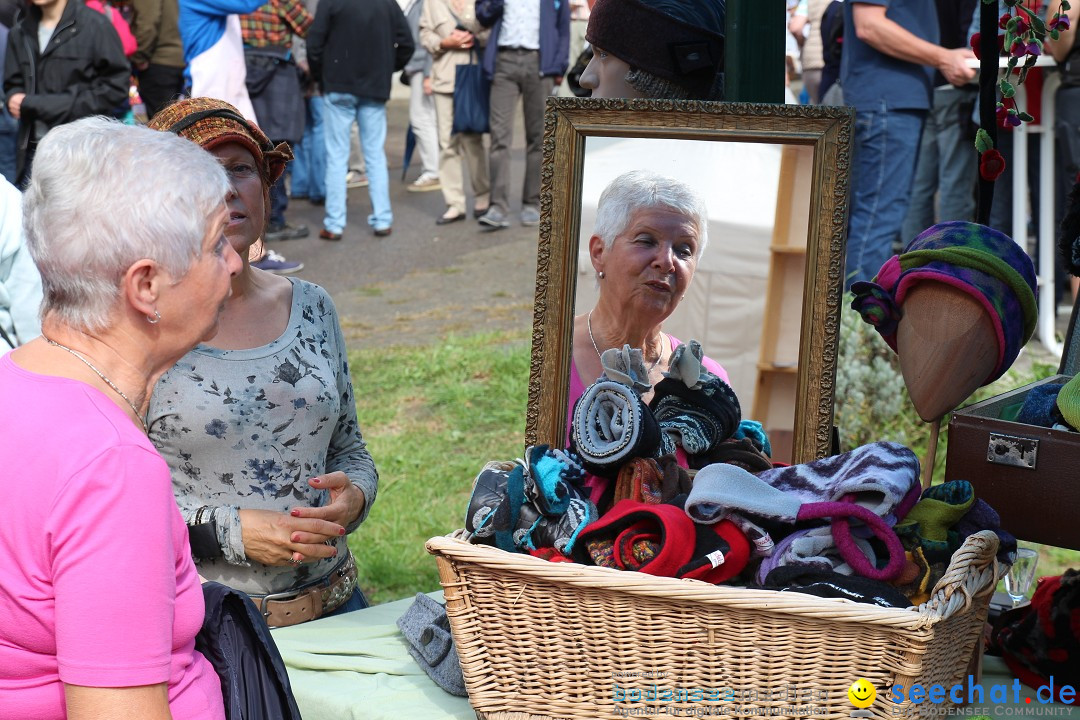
left=1004, top=548, right=1039, bottom=608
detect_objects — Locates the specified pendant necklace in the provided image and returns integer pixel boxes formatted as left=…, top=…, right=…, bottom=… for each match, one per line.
left=44, top=337, right=149, bottom=433
left=587, top=310, right=662, bottom=372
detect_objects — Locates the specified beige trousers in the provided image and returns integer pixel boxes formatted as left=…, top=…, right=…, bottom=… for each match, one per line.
left=434, top=91, right=490, bottom=214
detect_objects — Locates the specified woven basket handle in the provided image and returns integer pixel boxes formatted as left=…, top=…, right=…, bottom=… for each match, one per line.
left=917, top=530, right=1000, bottom=620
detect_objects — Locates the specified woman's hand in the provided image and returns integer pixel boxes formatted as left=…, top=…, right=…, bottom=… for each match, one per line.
left=291, top=472, right=366, bottom=528
left=441, top=28, right=474, bottom=50
left=238, top=508, right=344, bottom=566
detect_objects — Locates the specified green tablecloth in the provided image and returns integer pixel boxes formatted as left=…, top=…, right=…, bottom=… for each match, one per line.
left=271, top=595, right=1075, bottom=720
left=270, top=592, right=475, bottom=720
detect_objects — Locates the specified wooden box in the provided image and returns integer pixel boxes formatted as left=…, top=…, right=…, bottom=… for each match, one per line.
left=944, top=302, right=1080, bottom=551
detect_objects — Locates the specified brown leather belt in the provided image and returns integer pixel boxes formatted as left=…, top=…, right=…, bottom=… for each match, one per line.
left=250, top=552, right=357, bottom=628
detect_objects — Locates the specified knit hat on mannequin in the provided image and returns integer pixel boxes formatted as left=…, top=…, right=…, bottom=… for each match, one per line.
left=585, top=0, right=725, bottom=100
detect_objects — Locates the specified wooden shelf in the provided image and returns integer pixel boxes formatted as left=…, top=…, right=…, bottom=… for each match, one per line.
left=752, top=144, right=813, bottom=465
left=756, top=363, right=798, bottom=374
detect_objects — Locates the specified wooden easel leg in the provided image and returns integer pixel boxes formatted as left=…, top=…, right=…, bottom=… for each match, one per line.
left=922, top=419, right=940, bottom=490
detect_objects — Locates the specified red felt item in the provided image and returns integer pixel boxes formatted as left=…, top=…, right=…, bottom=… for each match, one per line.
left=575, top=500, right=695, bottom=578
left=678, top=519, right=751, bottom=584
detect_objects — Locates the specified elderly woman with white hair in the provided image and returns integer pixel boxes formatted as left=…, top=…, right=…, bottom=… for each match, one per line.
left=0, top=117, right=241, bottom=719
left=570, top=169, right=729, bottom=421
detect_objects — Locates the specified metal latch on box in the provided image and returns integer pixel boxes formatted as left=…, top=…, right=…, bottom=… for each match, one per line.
left=987, top=433, right=1038, bottom=469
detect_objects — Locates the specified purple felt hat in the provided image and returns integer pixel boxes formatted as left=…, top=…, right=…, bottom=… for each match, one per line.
left=850, top=221, right=1037, bottom=386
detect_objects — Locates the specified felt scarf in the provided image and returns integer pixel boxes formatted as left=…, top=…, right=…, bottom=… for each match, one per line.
left=570, top=346, right=661, bottom=477
left=649, top=340, right=741, bottom=458
left=686, top=442, right=921, bottom=581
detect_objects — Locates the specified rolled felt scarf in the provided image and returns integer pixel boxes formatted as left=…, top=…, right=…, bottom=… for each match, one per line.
left=755, top=524, right=879, bottom=584
left=571, top=346, right=662, bottom=477
left=896, top=479, right=975, bottom=563
left=649, top=340, right=741, bottom=458
left=953, top=497, right=1017, bottom=563
left=686, top=442, right=921, bottom=581
left=574, top=499, right=750, bottom=583
left=850, top=221, right=1037, bottom=386
left=464, top=448, right=597, bottom=555
left=689, top=436, right=773, bottom=473
left=613, top=457, right=665, bottom=505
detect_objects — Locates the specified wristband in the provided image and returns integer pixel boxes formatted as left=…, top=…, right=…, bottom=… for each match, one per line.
left=188, top=506, right=224, bottom=560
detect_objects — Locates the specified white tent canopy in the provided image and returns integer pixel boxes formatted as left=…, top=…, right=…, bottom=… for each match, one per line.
left=573, top=137, right=785, bottom=410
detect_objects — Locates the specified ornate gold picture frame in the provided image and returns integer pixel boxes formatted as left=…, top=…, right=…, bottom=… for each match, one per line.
left=525, top=98, right=854, bottom=464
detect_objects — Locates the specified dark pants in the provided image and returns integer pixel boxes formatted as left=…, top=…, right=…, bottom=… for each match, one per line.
left=138, top=63, right=185, bottom=119
left=270, top=163, right=288, bottom=227
left=0, top=109, right=16, bottom=185
left=488, top=48, right=552, bottom=215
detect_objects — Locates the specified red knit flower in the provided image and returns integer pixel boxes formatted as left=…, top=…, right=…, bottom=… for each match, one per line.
left=971, top=32, right=982, bottom=59
left=980, top=149, right=1007, bottom=182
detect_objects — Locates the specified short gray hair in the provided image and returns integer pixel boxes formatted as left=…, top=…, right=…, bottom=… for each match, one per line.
left=25, top=117, right=231, bottom=332
left=593, top=169, right=709, bottom=258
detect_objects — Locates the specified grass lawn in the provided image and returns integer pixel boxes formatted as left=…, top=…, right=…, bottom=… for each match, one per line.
left=346, top=330, right=1079, bottom=606
left=346, top=329, right=532, bottom=605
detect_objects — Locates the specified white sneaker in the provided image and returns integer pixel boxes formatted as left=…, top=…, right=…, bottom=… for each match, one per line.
left=346, top=170, right=369, bottom=189
left=407, top=171, right=441, bottom=192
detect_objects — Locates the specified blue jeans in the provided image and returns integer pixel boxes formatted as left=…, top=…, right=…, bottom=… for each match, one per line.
left=323, top=92, right=391, bottom=233
left=291, top=95, right=326, bottom=201
left=845, top=102, right=926, bottom=287
left=900, top=86, right=978, bottom=243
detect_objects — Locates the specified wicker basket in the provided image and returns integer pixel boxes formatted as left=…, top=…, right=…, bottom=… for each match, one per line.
left=427, top=530, right=1001, bottom=720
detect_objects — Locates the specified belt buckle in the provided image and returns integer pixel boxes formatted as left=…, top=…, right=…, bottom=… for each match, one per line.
left=257, top=587, right=305, bottom=618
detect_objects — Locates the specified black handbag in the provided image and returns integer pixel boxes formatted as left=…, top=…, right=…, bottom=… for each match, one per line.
left=452, top=49, right=490, bottom=135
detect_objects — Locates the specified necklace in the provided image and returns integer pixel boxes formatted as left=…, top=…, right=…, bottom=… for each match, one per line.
left=587, top=310, right=662, bottom=372
left=44, top=337, right=149, bottom=433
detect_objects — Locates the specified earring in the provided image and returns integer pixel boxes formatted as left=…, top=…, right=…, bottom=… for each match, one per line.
left=598, top=271, right=605, bottom=279
left=147, top=310, right=161, bottom=324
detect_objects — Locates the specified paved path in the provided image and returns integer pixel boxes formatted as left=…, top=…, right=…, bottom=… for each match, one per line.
left=271, top=95, right=539, bottom=347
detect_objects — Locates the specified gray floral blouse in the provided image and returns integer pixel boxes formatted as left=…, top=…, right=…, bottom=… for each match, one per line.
left=148, top=279, right=377, bottom=594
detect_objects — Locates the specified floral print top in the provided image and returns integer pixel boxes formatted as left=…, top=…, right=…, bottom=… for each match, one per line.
left=148, top=279, right=377, bottom=594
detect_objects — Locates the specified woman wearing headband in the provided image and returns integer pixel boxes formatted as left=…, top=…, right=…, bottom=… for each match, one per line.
left=146, top=97, right=378, bottom=627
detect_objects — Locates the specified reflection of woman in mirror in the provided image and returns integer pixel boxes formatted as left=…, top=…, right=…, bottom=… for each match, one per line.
left=577, top=0, right=725, bottom=100
left=570, top=170, right=729, bottom=431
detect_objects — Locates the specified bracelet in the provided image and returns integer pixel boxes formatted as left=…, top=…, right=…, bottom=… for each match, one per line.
left=188, top=506, right=225, bottom=560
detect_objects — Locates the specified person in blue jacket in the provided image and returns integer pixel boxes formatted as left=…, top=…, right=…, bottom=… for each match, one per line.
left=178, top=0, right=264, bottom=121
left=474, top=0, right=569, bottom=231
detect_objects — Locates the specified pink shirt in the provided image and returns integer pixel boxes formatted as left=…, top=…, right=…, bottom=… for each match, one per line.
left=0, top=354, right=224, bottom=720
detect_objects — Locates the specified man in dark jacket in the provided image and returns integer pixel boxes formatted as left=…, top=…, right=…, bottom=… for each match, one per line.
left=130, top=0, right=185, bottom=119
left=307, top=0, right=412, bottom=239
left=475, top=0, right=568, bottom=230
left=3, top=0, right=130, bottom=184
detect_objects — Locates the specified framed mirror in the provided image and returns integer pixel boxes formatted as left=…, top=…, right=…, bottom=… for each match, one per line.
left=524, top=99, right=854, bottom=465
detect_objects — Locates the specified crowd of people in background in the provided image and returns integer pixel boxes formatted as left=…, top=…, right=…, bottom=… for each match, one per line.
left=0, top=0, right=574, bottom=276
left=787, top=0, right=1080, bottom=305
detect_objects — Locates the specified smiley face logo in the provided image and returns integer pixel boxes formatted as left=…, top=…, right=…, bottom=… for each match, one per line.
left=848, top=679, right=876, bottom=709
